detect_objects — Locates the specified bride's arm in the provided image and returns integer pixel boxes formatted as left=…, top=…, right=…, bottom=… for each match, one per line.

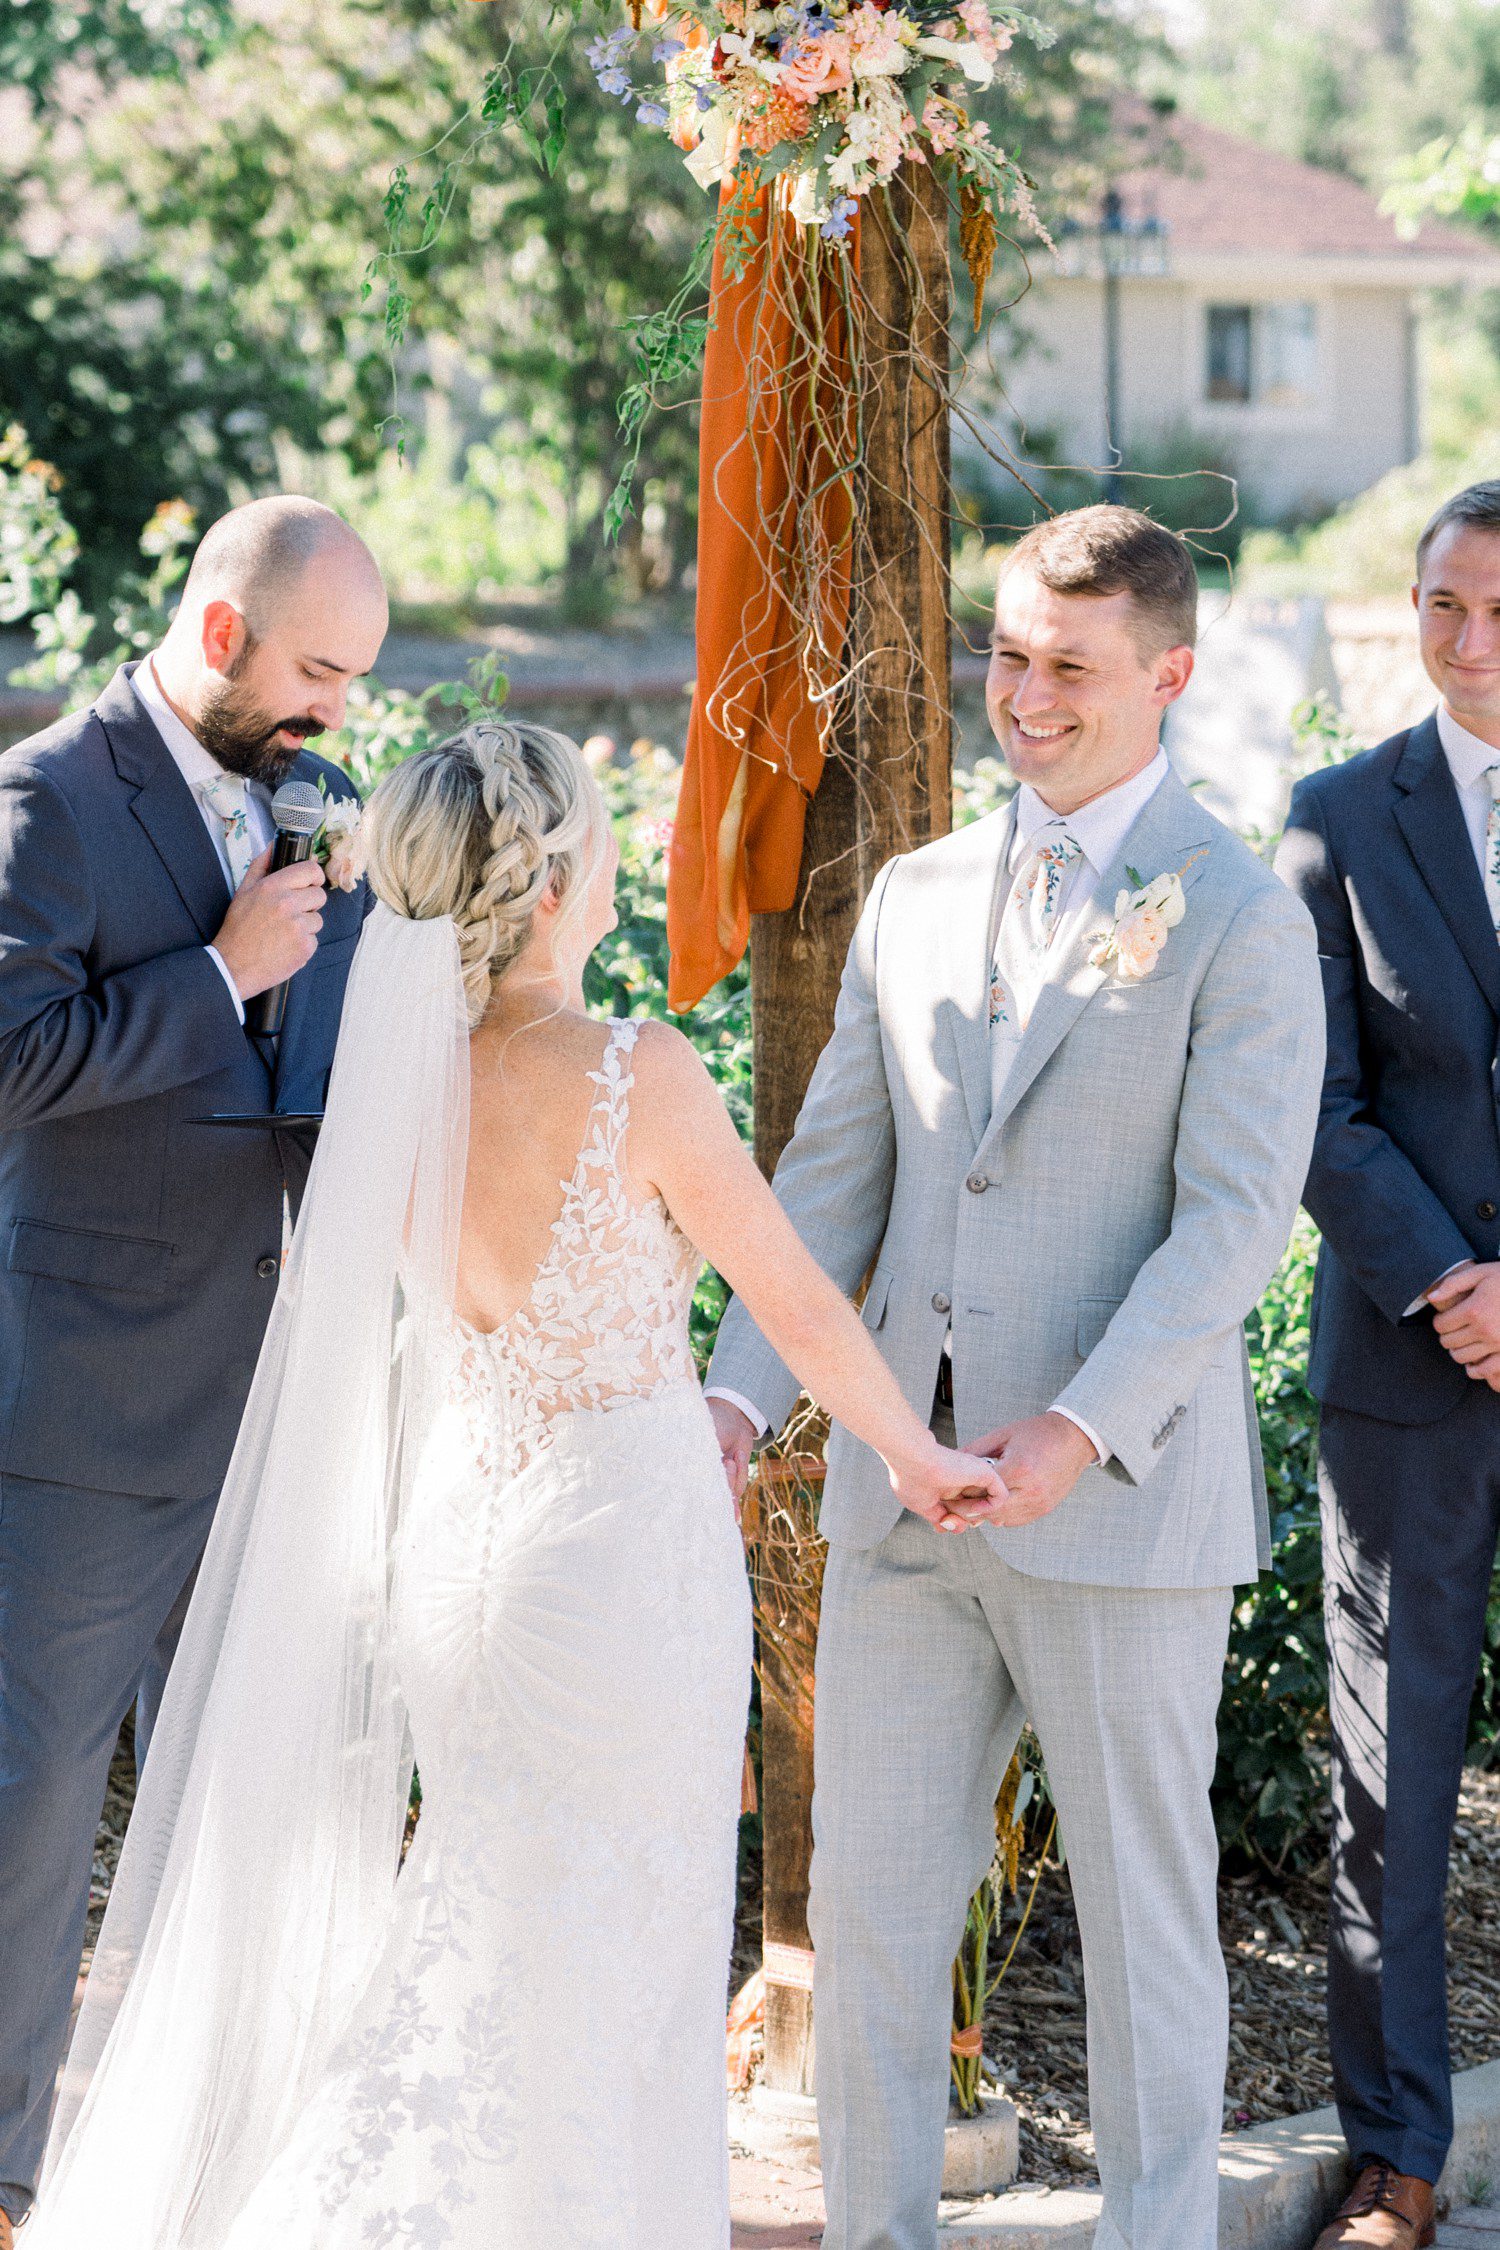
left=628, top=1024, right=1005, bottom=1529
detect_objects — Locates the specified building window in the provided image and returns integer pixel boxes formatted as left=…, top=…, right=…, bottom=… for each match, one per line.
left=1205, top=301, right=1318, bottom=407
left=1206, top=305, right=1253, bottom=402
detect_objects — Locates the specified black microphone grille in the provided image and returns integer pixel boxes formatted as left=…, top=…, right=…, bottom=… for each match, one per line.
left=270, top=780, right=327, bottom=838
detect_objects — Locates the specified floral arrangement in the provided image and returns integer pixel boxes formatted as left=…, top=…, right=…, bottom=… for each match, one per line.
left=588, top=0, right=1046, bottom=316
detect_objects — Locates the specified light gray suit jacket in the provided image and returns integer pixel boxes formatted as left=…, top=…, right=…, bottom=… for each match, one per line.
left=709, top=767, right=1326, bottom=1589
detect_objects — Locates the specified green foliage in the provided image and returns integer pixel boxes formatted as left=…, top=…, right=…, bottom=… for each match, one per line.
left=0, top=427, right=77, bottom=627
left=1168, top=0, right=1500, bottom=189
left=10, top=494, right=197, bottom=703
left=0, top=0, right=233, bottom=112
left=1385, top=123, right=1500, bottom=234
left=1219, top=1220, right=1328, bottom=1869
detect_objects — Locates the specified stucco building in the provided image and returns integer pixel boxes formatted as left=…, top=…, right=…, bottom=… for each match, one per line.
left=994, top=115, right=1500, bottom=521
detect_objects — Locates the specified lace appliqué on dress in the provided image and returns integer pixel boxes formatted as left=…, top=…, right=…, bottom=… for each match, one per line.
left=446, top=1019, right=700, bottom=1488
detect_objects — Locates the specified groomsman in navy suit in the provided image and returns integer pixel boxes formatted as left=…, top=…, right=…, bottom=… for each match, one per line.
left=1278, top=482, right=1500, bottom=2250
left=0, top=498, right=385, bottom=2244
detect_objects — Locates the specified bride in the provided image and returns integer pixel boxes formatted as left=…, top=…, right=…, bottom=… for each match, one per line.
left=29, top=720, right=1005, bottom=2249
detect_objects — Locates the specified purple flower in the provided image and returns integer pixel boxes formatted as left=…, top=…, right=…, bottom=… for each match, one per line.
left=820, top=196, right=858, bottom=241
left=652, top=35, right=685, bottom=60
left=694, top=84, right=715, bottom=111
left=586, top=28, right=636, bottom=100
left=636, top=100, right=670, bottom=126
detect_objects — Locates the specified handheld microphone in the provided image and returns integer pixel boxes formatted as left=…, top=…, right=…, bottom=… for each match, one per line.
left=247, top=779, right=327, bottom=1038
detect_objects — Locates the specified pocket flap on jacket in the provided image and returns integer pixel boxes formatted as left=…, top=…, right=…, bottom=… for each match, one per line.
left=9, top=1219, right=175, bottom=1296
left=861, top=1265, right=894, bottom=1330
left=1076, top=1295, right=1125, bottom=1356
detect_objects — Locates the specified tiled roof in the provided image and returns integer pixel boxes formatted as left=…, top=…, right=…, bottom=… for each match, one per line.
left=1106, top=111, right=1495, bottom=263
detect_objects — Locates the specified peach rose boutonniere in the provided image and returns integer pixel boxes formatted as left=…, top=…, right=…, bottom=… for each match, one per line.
left=1088, top=853, right=1206, bottom=982
left=315, top=788, right=367, bottom=894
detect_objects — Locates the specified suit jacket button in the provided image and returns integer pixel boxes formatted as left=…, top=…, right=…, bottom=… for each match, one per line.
left=965, top=1174, right=989, bottom=1195
left=1479, top=1201, right=1497, bottom=1223
left=932, top=1291, right=952, bottom=1314
left=256, top=1256, right=279, bottom=1280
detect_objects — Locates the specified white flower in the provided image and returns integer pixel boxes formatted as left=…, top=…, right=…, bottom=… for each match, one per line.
left=1089, top=861, right=1198, bottom=981
left=913, top=33, right=995, bottom=85
left=320, top=793, right=362, bottom=842
left=685, top=104, right=733, bottom=190
left=788, top=169, right=830, bottom=227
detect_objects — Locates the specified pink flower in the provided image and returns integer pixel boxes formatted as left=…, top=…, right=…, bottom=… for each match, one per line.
left=956, top=0, right=1002, bottom=63
left=1113, top=905, right=1169, bottom=979
left=779, top=32, right=853, bottom=101
left=923, top=94, right=961, bottom=153
left=325, top=838, right=367, bottom=894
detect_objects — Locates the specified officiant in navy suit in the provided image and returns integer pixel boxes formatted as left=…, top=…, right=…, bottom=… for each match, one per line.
left=0, top=497, right=386, bottom=2243
left=1278, top=482, right=1500, bottom=2250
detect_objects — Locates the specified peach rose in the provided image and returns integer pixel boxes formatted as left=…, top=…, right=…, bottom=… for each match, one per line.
left=779, top=32, right=853, bottom=101
left=1113, top=904, right=1169, bottom=979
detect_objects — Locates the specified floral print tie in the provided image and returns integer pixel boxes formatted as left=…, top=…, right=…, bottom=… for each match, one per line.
left=990, top=822, right=1083, bottom=1035
left=201, top=771, right=255, bottom=892
left=1486, top=766, right=1500, bottom=936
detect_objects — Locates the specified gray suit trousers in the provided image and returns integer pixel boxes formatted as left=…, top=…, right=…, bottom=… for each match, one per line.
left=812, top=1424, right=1232, bottom=2250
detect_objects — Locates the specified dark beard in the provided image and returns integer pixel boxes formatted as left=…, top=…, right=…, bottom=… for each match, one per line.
left=196, top=665, right=324, bottom=788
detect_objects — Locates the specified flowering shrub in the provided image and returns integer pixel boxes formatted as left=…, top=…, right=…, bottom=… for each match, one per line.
left=588, top=0, right=1047, bottom=295
left=0, top=427, right=78, bottom=629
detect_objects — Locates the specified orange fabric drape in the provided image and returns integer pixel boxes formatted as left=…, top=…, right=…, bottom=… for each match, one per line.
left=666, top=188, right=859, bottom=1013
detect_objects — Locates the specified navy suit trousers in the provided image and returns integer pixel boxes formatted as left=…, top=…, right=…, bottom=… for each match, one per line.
left=0, top=1473, right=215, bottom=2217
left=1322, top=1386, right=1500, bottom=2183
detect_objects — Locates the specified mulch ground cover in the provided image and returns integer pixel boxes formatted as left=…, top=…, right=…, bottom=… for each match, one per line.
left=728, top=1768, right=1500, bottom=2192
left=90, top=1733, right=1500, bottom=2195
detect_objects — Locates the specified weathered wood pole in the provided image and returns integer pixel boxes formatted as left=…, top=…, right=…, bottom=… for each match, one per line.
left=752, top=157, right=953, bottom=2097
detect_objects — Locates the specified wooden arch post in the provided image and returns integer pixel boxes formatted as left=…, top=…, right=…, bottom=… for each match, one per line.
left=752, top=159, right=955, bottom=2098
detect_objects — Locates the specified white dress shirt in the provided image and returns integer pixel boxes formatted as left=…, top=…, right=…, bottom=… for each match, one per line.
left=131, top=655, right=276, bottom=1026
left=1435, top=703, right=1500, bottom=869
left=709, top=751, right=1173, bottom=1462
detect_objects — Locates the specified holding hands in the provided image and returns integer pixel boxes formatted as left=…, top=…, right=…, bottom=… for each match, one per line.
left=1428, top=1261, right=1500, bottom=1388
left=708, top=1398, right=1008, bottom=1535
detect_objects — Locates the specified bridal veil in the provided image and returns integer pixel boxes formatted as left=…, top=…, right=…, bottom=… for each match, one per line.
left=30, top=905, right=471, bottom=2250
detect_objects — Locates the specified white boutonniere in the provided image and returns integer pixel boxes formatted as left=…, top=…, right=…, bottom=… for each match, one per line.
left=1088, top=852, right=1206, bottom=981
left=314, top=781, right=366, bottom=894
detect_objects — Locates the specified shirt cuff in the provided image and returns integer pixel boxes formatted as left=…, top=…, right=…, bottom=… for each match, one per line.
left=1050, top=1403, right=1109, bottom=1467
left=1404, top=1258, right=1477, bottom=1319
left=205, top=945, right=246, bottom=1026
left=705, top=1387, right=769, bottom=1441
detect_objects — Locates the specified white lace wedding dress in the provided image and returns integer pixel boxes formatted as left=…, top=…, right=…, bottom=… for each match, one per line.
left=215, top=1018, right=753, bottom=2250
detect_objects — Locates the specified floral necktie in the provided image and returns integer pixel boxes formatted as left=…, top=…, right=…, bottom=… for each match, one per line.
left=990, top=821, right=1084, bottom=1036
left=200, top=771, right=255, bottom=892
left=1485, top=766, right=1500, bottom=935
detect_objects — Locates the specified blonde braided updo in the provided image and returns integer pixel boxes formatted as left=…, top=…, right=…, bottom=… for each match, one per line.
left=364, top=720, right=607, bottom=1026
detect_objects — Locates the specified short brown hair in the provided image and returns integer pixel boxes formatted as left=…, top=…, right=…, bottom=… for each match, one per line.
left=1000, top=505, right=1199, bottom=655
left=1416, top=480, right=1500, bottom=580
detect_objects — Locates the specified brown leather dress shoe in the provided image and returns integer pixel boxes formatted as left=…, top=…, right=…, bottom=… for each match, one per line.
left=0, top=2207, right=14, bottom=2250
left=1313, top=2163, right=1438, bottom=2248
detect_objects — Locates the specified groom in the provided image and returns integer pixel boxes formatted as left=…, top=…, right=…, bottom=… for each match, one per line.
left=0, top=496, right=385, bottom=2239
left=709, top=506, right=1326, bottom=2250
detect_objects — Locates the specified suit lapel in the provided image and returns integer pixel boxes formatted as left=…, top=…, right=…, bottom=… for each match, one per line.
left=977, top=770, right=1215, bottom=1161
left=934, top=804, right=1015, bottom=1146
left=1392, top=715, right=1500, bottom=1018
left=99, top=666, right=232, bottom=941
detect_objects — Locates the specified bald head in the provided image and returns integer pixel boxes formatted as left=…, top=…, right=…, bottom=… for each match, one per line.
left=153, top=495, right=389, bottom=786
left=181, top=496, right=383, bottom=636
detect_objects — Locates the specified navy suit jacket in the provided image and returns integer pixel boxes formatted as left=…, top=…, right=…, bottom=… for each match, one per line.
left=1276, top=714, right=1500, bottom=1426
left=0, top=664, right=367, bottom=1499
